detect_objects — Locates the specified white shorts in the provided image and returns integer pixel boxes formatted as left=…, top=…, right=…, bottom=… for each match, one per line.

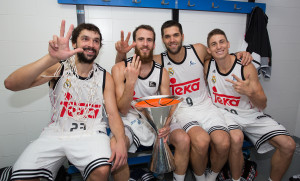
left=122, top=113, right=156, bottom=153
left=176, top=98, right=228, bottom=134
left=11, top=129, right=111, bottom=181
left=220, top=109, right=290, bottom=154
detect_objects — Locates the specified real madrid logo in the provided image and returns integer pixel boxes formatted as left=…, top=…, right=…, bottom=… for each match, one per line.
left=168, top=68, right=174, bottom=76
left=212, top=75, right=216, bottom=84
left=64, top=79, right=72, bottom=88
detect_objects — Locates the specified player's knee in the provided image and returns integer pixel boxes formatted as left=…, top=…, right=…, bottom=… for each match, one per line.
left=179, top=133, right=191, bottom=149
left=171, top=131, right=190, bottom=150
left=230, top=132, right=244, bottom=148
left=279, top=137, right=296, bottom=156
left=213, top=134, right=230, bottom=154
left=191, top=135, right=210, bottom=153
left=87, top=165, right=110, bottom=181
left=217, top=139, right=230, bottom=154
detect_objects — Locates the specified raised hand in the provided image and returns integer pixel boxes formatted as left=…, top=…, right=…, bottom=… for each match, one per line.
left=124, top=54, right=141, bottom=85
left=226, top=74, right=252, bottom=96
left=48, top=20, right=83, bottom=62
left=115, top=31, right=136, bottom=54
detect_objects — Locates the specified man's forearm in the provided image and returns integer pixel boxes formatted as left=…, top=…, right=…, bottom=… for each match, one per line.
left=109, top=115, right=126, bottom=142
left=115, top=52, right=127, bottom=64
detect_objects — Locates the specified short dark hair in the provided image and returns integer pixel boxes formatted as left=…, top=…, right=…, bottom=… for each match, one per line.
left=132, top=25, right=156, bottom=42
left=207, top=28, right=228, bottom=47
left=71, top=23, right=103, bottom=47
left=161, top=20, right=183, bottom=37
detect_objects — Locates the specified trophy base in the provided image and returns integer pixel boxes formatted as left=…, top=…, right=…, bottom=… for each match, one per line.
left=150, top=138, right=175, bottom=174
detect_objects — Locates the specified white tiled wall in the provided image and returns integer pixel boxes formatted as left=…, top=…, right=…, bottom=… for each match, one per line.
left=0, top=0, right=300, bottom=168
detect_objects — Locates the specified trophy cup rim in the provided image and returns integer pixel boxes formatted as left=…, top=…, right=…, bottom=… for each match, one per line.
left=131, top=95, right=183, bottom=108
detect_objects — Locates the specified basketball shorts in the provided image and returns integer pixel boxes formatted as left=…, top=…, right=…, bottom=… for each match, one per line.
left=220, top=109, right=290, bottom=154
left=122, top=113, right=156, bottom=153
left=176, top=98, right=228, bottom=134
left=11, top=129, right=111, bottom=181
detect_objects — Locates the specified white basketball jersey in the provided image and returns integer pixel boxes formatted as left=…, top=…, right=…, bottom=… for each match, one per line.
left=125, top=58, right=163, bottom=116
left=162, top=45, right=209, bottom=108
left=206, top=57, right=259, bottom=115
left=48, top=57, right=106, bottom=133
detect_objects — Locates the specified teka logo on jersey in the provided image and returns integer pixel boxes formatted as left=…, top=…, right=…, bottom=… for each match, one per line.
left=60, top=92, right=101, bottom=118
left=212, top=86, right=240, bottom=106
left=170, top=78, right=200, bottom=95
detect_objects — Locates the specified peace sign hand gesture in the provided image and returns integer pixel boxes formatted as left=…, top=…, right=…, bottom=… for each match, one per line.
left=48, top=20, right=83, bottom=62
left=115, top=31, right=136, bottom=54
left=225, top=74, right=253, bottom=97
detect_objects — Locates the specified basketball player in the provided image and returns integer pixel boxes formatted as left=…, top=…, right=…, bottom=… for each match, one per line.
left=111, top=24, right=189, bottom=181
left=4, top=20, right=127, bottom=181
left=158, top=20, right=231, bottom=181
left=205, top=28, right=296, bottom=181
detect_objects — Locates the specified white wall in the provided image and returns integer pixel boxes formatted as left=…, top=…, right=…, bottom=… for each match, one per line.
left=256, top=0, right=300, bottom=135
left=0, top=0, right=299, bottom=168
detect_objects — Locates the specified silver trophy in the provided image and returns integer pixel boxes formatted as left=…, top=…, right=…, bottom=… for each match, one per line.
left=131, top=95, right=183, bottom=174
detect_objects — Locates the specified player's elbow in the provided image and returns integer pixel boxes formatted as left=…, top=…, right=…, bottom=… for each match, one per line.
left=4, top=78, right=18, bottom=91
left=258, top=97, right=267, bottom=110
left=118, top=106, right=129, bottom=116
left=262, top=97, right=267, bottom=109
left=260, top=103, right=267, bottom=110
